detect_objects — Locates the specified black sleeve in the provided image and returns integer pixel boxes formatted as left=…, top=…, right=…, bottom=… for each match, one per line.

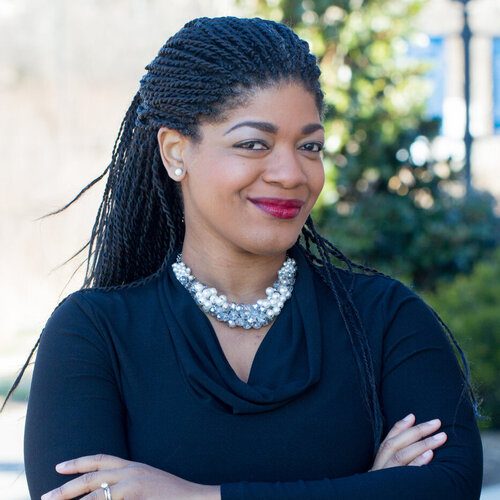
left=24, top=293, right=129, bottom=500
left=220, top=283, right=483, bottom=499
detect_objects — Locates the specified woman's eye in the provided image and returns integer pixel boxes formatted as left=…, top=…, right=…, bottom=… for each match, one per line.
left=235, top=141, right=268, bottom=150
left=301, top=142, right=324, bottom=153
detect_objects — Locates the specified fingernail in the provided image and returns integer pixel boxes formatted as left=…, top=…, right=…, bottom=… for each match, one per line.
left=422, top=450, right=433, bottom=458
left=433, top=432, right=446, bottom=441
left=55, top=462, right=66, bottom=471
left=427, top=419, right=440, bottom=425
left=403, top=413, right=413, bottom=422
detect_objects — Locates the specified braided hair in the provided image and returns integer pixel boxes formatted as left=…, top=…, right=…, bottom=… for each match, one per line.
left=1, top=16, right=479, bottom=455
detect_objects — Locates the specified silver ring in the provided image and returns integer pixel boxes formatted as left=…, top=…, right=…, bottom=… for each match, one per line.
left=100, top=482, right=112, bottom=500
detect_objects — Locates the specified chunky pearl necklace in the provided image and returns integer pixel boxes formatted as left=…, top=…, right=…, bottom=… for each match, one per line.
left=172, top=254, right=297, bottom=330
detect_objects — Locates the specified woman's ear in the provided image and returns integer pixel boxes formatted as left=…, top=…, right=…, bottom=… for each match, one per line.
left=157, top=127, right=188, bottom=181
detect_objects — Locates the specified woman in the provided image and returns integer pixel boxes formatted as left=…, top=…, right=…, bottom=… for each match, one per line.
left=12, top=16, right=482, bottom=499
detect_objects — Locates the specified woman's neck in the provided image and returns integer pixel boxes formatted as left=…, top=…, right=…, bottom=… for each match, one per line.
left=180, top=238, right=288, bottom=304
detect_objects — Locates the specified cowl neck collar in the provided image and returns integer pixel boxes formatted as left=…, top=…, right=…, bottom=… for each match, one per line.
left=159, top=243, right=322, bottom=414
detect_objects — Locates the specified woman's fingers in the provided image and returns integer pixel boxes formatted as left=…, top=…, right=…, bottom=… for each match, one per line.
left=384, top=413, right=415, bottom=440
left=80, top=482, right=121, bottom=500
left=55, top=454, right=131, bottom=474
left=378, top=418, right=442, bottom=462
left=387, top=418, right=442, bottom=452
left=408, top=449, right=434, bottom=466
left=42, top=456, right=206, bottom=500
left=387, top=431, right=447, bottom=467
left=371, top=417, right=445, bottom=471
left=41, top=468, right=121, bottom=499
left=42, top=455, right=132, bottom=499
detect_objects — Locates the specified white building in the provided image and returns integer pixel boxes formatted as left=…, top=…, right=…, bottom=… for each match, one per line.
left=416, top=0, right=500, bottom=199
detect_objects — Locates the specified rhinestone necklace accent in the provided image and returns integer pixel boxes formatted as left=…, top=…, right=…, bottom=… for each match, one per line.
left=172, top=254, right=297, bottom=330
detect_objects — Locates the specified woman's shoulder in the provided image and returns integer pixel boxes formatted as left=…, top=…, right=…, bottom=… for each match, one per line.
left=42, top=271, right=164, bottom=340
left=334, top=266, right=452, bottom=347
left=312, top=261, right=419, bottom=308
left=310, top=262, right=439, bottom=340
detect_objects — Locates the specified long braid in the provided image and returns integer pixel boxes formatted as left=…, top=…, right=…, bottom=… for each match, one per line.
left=301, top=217, right=384, bottom=452
left=300, top=217, right=482, bottom=449
left=2, top=17, right=480, bottom=454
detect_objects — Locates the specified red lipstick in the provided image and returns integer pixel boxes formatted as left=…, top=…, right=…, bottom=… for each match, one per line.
left=249, top=197, right=304, bottom=219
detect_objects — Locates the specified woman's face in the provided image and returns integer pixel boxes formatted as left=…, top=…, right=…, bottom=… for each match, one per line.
left=164, top=82, right=325, bottom=258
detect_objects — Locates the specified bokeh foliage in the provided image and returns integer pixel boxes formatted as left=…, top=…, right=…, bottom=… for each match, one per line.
left=248, top=0, right=499, bottom=290
left=425, top=249, right=500, bottom=429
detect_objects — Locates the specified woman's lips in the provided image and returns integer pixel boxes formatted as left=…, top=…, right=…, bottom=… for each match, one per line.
left=249, top=197, right=304, bottom=219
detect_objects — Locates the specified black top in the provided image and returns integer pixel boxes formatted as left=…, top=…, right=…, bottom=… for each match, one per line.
left=24, top=244, right=483, bottom=499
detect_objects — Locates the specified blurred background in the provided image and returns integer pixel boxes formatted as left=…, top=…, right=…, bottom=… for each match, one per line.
left=1, top=0, right=499, bottom=498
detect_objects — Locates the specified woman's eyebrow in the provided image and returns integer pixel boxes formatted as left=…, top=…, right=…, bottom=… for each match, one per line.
left=224, top=121, right=324, bottom=135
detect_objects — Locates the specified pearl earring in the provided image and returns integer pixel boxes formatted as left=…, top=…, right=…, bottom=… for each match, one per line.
left=174, top=168, right=183, bottom=176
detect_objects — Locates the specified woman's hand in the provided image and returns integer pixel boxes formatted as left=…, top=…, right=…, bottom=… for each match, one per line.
left=40, top=454, right=221, bottom=500
left=370, top=413, right=447, bottom=471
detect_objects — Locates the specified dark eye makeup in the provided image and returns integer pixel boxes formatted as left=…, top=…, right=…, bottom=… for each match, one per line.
left=300, top=142, right=324, bottom=153
left=234, top=140, right=269, bottom=150
left=233, top=140, right=324, bottom=152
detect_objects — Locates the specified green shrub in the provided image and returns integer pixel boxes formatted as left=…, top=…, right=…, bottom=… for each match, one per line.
left=424, top=249, right=500, bottom=429
left=317, top=187, right=499, bottom=291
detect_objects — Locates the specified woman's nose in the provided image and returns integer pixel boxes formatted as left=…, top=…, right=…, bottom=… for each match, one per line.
left=262, top=147, right=308, bottom=188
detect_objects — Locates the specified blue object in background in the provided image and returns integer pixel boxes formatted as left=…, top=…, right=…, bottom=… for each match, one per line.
left=408, top=36, right=445, bottom=121
left=494, top=38, right=500, bottom=133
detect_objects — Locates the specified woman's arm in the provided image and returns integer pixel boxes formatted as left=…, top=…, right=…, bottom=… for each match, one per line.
left=25, top=292, right=221, bottom=500
left=220, top=284, right=483, bottom=499
left=24, top=293, right=130, bottom=500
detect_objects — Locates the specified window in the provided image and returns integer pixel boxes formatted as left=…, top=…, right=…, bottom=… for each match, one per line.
left=408, top=36, right=445, bottom=121
left=493, top=38, right=500, bottom=134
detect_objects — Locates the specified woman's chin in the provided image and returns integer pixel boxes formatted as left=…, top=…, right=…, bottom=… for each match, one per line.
left=238, top=231, right=302, bottom=257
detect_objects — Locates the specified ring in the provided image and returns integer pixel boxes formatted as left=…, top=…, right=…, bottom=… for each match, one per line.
left=100, top=482, right=112, bottom=500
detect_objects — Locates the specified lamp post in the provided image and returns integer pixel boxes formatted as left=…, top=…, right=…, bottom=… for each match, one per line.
left=452, top=0, right=472, bottom=194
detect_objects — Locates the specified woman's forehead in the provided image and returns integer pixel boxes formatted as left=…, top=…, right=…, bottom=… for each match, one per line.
left=213, top=84, right=321, bottom=127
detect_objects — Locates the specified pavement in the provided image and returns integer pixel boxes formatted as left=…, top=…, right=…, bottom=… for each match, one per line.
left=481, top=430, right=500, bottom=499
left=481, top=485, right=500, bottom=500
left=1, top=403, right=499, bottom=499
left=0, top=403, right=28, bottom=499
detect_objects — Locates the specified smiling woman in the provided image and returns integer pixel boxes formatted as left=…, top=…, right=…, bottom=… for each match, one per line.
left=2, top=15, right=483, bottom=500
left=157, top=83, right=325, bottom=267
